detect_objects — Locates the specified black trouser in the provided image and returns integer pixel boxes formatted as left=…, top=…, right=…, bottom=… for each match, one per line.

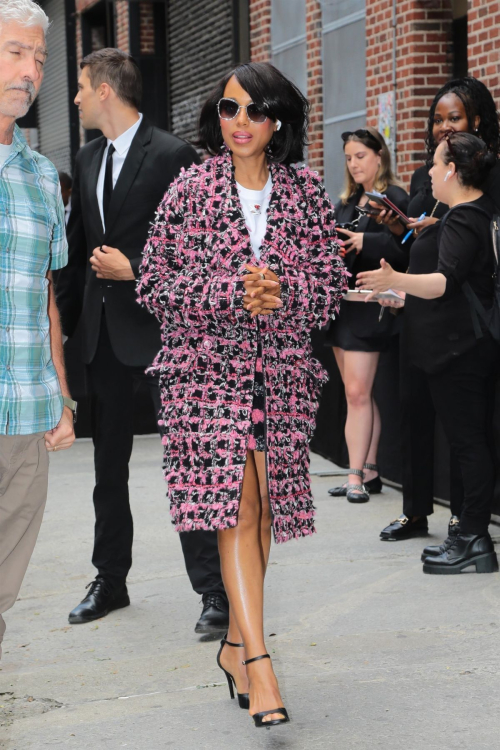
left=400, top=352, right=464, bottom=518
left=88, top=312, right=225, bottom=598
left=425, top=338, right=499, bottom=536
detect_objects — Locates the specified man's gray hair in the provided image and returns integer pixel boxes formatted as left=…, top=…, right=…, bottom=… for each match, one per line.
left=0, top=0, right=49, bottom=34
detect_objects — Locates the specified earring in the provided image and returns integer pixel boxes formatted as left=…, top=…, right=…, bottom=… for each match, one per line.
left=276, top=120, right=282, bottom=131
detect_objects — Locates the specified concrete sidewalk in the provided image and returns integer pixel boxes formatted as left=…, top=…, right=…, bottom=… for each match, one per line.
left=1, top=436, right=500, bottom=750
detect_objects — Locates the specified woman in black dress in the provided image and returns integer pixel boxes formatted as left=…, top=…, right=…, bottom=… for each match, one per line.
left=358, top=132, right=500, bottom=575
left=374, top=77, right=500, bottom=543
left=327, top=128, right=408, bottom=502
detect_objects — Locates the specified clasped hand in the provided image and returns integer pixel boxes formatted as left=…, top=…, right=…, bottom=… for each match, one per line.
left=89, top=245, right=135, bottom=281
left=242, top=264, right=282, bottom=318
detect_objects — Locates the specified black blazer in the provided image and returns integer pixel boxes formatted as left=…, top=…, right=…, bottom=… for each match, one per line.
left=335, top=184, right=410, bottom=288
left=57, top=117, right=199, bottom=367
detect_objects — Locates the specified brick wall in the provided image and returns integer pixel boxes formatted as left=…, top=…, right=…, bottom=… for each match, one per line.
left=467, top=0, right=500, bottom=104
left=305, top=0, right=323, bottom=174
left=115, top=1, right=129, bottom=53
left=366, top=0, right=453, bottom=186
left=249, top=0, right=271, bottom=62
left=139, top=2, right=155, bottom=55
left=167, top=0, right=234, bottom=144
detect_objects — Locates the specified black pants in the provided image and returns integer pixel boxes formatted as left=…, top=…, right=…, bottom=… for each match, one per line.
left=88, top=312, right=225, bottom=598
left=401, top=352, right=464, bottom=518
left=425, top=338, right=499, bottom=536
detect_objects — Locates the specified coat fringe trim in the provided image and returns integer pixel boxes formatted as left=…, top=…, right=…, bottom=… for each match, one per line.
left=170, top=498, right=316, bottom=542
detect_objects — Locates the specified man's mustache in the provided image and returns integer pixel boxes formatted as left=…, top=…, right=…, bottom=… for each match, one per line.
left=6, top=82, right=36, bottom=103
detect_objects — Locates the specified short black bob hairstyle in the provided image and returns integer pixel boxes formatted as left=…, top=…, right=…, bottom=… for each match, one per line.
left=196, top=62, right=310, bottom=165
left=425, top=76, right=500, bottom=157
left=441, top=132, right=497, bottom=189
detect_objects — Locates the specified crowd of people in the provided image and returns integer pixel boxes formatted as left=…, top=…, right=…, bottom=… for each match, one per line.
left=1, top=0, right=500, bottom=732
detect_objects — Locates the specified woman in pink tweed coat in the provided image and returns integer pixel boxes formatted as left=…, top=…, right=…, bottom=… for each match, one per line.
left=138, top=63, right=346, bottom=728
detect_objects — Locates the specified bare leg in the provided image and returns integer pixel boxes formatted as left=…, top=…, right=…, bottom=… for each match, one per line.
left=218, top=451, right=284, bottom=722
left=364, top=398, right=381, bottom=482
left=334, top=348, right=380, bottom=493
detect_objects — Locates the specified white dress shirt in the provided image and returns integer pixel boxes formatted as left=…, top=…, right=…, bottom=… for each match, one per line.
left=96, top=113, right=143, bottom=230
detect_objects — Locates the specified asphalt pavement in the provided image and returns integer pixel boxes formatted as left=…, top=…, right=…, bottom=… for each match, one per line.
left=1, top=436, right=499, bottom=750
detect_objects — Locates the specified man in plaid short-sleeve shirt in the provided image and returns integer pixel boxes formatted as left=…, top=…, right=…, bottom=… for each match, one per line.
left=0, top=0, right=75, bottom=658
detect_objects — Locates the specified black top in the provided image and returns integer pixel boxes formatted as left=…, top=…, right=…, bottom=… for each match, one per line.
left=335, top=184, right=410, bottom=289
left=406, top=158, right=500, bottom=225
left=56, top=117, right=200, bottom=367
left=404, top=193, right=496, bottom=373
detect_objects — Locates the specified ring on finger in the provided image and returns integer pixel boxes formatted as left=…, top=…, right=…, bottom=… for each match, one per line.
left=259, top=272, right=265, bottom=280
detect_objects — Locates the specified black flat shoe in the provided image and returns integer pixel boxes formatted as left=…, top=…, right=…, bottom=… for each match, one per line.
left=243, top=653, right=290, bottom=728
left=216, top=635, right=249, bottom=709
left=195, top=593, right=229, bottom=634
left=380, top=515, right=428, bottom=541
left=365, top=475, right=382, bottom=494
left=68, top=577, right=130, bottom=624
left=363, top=463, right=383, bottom=494
left=421, top=516, right=461, bottom=561
left=423, top=533, right=499, bottom=575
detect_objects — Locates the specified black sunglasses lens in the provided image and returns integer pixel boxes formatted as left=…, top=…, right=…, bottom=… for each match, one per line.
left=247, top=104, right=267, bottom=123
left=219, top=99, right=239, bottom=120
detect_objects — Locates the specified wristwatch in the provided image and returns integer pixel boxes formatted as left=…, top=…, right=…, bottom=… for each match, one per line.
left=63, top=396, right=78, bottom=424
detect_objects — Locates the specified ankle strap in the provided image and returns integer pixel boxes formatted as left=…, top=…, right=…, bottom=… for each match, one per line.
left=363, top=462, right=378, bottom=472
left=349, top=468, right=364, bottom=479
left=221, top=634, right=244, bottom=648
left=243, top=653, right=270, bottom=666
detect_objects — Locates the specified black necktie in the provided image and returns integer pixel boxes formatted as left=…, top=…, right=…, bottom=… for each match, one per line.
left=102, top=143, right=115, bottom=226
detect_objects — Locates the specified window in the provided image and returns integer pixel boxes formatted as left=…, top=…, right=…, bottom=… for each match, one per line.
left=271, top=0, right=307, bottom=95
left=322, top=1, right=366, bottom=199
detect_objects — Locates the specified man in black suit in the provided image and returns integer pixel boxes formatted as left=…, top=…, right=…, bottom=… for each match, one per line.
left=57, top=49, right=228, bottom=633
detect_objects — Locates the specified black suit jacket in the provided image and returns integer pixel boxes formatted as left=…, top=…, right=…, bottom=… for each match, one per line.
left=57, top=117, right=200, bottom=366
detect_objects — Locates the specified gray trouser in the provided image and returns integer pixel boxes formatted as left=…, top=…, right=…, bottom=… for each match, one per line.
left=0, top=432, right=48, bottom=659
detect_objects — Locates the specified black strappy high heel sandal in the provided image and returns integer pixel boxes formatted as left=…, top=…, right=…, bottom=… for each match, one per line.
left=216, top=634, right=249, bottom=709
left=243, top=654, right=290, bottom=728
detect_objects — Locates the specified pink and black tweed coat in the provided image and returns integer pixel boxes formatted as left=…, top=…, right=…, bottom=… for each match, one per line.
left=137, top=150, right=346, bottom=543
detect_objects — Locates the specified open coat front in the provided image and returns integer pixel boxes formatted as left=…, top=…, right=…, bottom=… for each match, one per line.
left=137, top=151, right=346, bottom=543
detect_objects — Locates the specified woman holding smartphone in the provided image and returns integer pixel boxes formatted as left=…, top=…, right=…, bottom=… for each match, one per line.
left=327, top=128, right=409, bottom=502
left=374, top=77, right=500, bottom=544
left=358, top=132, right=499, bottom=575
left=138, top=62, right=346, bottom=727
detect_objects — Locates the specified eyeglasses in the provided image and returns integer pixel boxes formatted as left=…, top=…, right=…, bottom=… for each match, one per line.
left=217, top=98, right=268, bottom=124
left=341, top=129, right=381, bottom=147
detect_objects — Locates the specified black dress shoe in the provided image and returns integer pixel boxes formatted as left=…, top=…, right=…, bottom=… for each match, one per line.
left=194, top=593, right=229, bottom=634
left=423, top=533, right=499, bottom=575
left=68, top=577, right=130, bottom=624
left=421, top=516, right=461, bottom=561
left=380, top=514, right=428, bottom=541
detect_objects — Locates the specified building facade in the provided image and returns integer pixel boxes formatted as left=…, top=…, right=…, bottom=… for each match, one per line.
left=250, top=0, right=499, bottom=200
left=23, top=1, right=500, bottom=195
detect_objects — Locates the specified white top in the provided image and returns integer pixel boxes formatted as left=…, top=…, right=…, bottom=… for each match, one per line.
left=97, top=113, right=143, bottom=230
left=0, top=142, right=13, bottom=170
left=236, top=173, right=272, bottom=260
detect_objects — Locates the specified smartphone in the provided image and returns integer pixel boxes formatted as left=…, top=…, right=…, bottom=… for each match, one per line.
left=355, top=204, right=380, bottom=217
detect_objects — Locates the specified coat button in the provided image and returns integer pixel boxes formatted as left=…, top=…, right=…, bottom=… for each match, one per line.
left=203, top=339, right=212, bottom=350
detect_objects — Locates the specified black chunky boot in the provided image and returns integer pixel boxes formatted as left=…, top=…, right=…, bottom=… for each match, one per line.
left=420, top=516, right=460, bottom=562
left=422, top=533, right=499, bottom=575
